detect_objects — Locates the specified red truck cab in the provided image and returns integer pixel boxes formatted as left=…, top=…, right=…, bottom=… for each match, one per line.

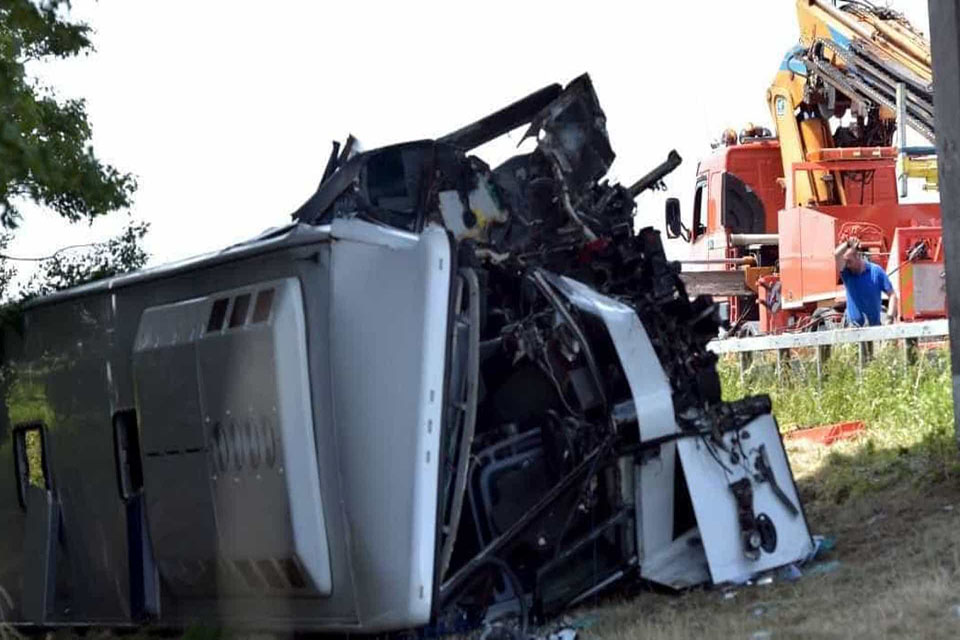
left=673, top=135, right=944, bottom=334
left=690, top=140, right=784, bottom=247
left=681, top=139, right=784, bottom=330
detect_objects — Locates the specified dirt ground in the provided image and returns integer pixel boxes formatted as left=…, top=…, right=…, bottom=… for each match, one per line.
left=578, top=440, right=960, bottom=640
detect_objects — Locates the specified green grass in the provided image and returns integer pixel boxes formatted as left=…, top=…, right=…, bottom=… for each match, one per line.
left=580, top=345, right=960, bottom=640
left=717, top=344, right=959, bottom=505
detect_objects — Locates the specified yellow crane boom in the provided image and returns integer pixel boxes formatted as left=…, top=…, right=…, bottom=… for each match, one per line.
left=768, top=0, right=935, bottom=206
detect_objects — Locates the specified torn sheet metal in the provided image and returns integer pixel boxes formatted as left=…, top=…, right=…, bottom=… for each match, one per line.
left=677, top=414, right=811, bottom=583
left=542, top=273, right=812, bottom=590
left=291, top=72, right=814, bottom=631
left=0, top=73, right=812, bottom=635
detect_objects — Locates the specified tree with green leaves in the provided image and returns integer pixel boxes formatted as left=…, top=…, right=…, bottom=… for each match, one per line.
left=17, top=220, right=149, bottom=299
left=0, top=0, right=146, bottom=299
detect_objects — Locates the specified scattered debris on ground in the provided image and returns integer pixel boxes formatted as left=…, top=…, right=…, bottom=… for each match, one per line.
left=571, top=350, right=959, bottom=639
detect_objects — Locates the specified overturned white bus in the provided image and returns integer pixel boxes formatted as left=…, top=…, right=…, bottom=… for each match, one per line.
left=0, top=75, right=812, bottom=634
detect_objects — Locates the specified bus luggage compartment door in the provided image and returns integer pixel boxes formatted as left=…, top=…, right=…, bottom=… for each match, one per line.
left=132, top=278, right=331, bottom=611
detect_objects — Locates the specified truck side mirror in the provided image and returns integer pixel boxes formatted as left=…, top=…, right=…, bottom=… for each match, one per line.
left=665, top=198, right=687, bottom=241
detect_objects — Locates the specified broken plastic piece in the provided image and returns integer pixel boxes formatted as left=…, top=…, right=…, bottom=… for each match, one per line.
left=783, top=421, right=865, bottom=446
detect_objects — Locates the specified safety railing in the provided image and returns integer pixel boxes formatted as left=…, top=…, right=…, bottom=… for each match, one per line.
left=707, top=318, right=950, bottom=382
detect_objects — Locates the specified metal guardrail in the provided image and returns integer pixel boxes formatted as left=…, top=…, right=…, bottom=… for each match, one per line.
left=707, top=318, right=950, bottom=354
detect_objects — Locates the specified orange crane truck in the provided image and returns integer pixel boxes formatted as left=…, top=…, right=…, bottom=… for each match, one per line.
left=670, top=0, right=945, bottom=335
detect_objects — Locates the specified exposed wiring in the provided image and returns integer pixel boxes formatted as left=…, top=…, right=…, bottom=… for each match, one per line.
left=551, top=163, right=598, bottom=242
left=551, top=436, right=613, bottom=563
left=530, top=270, right=608, bottom=411
left=539, top=344, right=585, bottom=418
left=701, top=433, right=734, bottom=475
left=887, top=242, right=929, bottom=278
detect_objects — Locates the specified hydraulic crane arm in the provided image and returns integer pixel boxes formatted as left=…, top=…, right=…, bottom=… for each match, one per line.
left=768, top=0, right=935, bottom=207
left=797, top=0, right=934, bottom=139
left=768, top=72, right=844, bottom=207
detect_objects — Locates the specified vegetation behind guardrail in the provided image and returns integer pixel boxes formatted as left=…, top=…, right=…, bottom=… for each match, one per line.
left=588, top=346, right=960, bottom=639
left=718, top=345, right=958, bottom=500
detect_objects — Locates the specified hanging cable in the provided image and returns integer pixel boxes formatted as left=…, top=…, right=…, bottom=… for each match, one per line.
left=0, top=242, right=100, bottom=262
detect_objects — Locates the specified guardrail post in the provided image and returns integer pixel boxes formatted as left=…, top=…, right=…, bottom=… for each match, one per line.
left=902, top=337, right=919, bottom=368
left=857, top=341, right=873, bottom=380
left=816, top=345, right=830, bottom=386
left=776, top=348, right=790, bottom=383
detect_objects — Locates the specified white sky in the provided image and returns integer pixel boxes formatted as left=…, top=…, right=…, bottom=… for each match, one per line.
left=9, top=0, right=934, bottom=272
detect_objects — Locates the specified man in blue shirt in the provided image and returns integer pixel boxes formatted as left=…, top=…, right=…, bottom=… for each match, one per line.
left=834, top=237, right=898, bottom=326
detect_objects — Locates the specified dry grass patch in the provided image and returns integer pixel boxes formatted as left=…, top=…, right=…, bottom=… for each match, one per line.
left=579, top=453, right=960, bottom=640
left=575, top=346, right=960, bottom=639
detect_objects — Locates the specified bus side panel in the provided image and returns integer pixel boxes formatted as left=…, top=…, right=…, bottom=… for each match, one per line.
left=106, top=242, right=362, bottom=629
left=1, top=295, right=132, bottom=623
left=0, top=324, right=27, bottom=623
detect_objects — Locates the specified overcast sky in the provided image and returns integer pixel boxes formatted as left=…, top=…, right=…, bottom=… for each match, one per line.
left=10, top=0, right=934, bottom=271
